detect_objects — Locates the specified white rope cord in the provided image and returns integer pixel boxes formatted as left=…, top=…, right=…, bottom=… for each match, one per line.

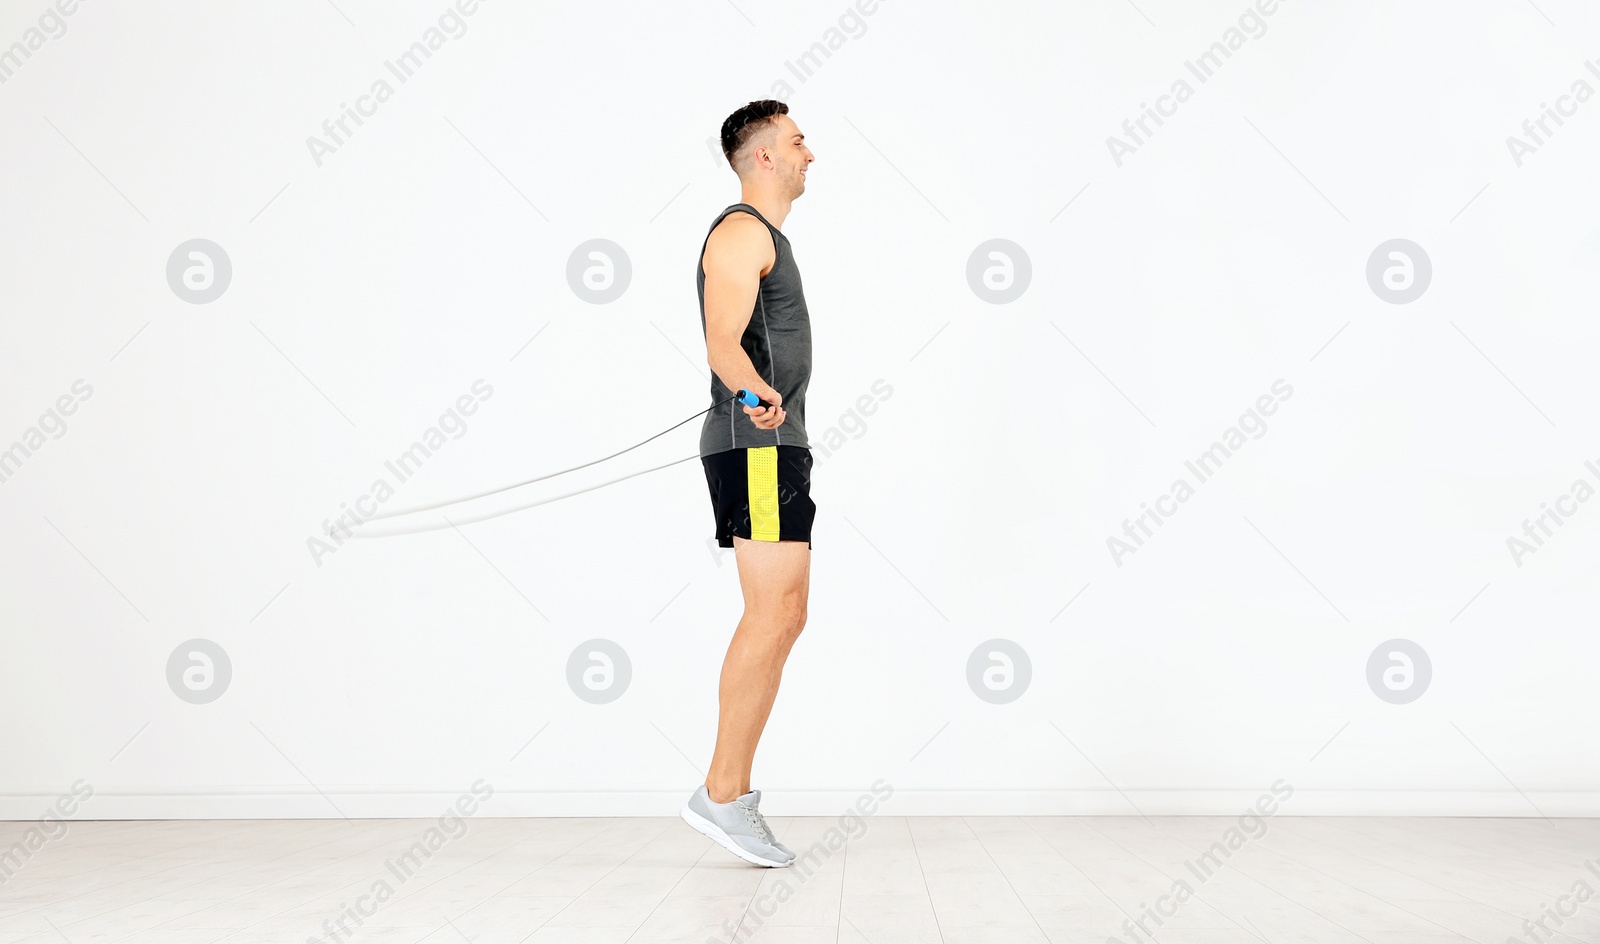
left=363, top=392, right=745, bottom=523
left=348, top=453, right=701, bottom=539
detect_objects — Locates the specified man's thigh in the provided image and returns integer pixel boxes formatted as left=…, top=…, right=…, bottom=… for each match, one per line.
left=732, top=536, right=810, bottom=612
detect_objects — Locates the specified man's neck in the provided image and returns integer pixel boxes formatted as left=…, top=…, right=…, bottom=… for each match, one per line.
left=737, top=192, right=792, bottom=230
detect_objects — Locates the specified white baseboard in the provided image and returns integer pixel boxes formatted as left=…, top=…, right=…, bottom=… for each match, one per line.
left=2, top=788, right=1596, bottom=820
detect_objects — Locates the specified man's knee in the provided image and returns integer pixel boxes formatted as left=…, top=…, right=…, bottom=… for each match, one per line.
left=779, top=594, right=805, bottom=626
left=756, top=591, right=805, bottom=628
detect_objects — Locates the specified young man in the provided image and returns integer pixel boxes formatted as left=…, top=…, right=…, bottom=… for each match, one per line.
left=679, top=100, right=816, bottom=868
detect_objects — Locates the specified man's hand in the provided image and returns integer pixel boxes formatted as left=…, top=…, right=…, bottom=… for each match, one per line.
left=744, top=386, right=786, bottom=430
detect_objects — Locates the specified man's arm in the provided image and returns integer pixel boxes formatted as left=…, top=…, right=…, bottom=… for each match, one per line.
left=702, top=214, right=786, bottom=430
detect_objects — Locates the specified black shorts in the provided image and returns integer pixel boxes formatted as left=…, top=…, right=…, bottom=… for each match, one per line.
left=701, top=445, right=815, bottom=548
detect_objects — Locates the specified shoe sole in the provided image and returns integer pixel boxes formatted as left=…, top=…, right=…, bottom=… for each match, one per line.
left=679, top=805, right=790, bottom=868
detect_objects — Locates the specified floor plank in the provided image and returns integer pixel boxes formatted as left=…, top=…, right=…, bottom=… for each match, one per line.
left=0, top=817, right=1591, bottom=943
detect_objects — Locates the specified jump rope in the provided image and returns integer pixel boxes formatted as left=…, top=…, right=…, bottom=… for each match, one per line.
left=348, top=389, right=774, bottom=539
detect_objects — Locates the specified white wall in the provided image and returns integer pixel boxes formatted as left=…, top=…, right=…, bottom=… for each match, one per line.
left=2, top=0, right=1596, bottom=820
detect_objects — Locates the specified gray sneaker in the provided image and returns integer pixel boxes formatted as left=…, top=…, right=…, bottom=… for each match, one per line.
left=745, top=789, right=796, bottom=861
left=681, top=786, right=793, bottom=867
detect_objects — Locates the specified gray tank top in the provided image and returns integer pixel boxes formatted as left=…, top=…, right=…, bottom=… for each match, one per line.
left=696, top=203, right=813, bottom=456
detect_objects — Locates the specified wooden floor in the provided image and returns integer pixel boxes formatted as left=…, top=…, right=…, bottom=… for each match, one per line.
left=0, top=815, right=1593, bottom=943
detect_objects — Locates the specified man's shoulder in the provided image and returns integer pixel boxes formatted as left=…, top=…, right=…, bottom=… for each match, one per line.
left=704, top=209, right=776, bottom=268
left=709, top=207, right=770, bottom=238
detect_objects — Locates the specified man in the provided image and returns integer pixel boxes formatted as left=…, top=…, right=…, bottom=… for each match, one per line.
left=679, top=100, right=816, bottom=868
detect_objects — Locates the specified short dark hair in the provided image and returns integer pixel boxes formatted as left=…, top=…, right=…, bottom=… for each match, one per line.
left=720, top=99, right=789, bottom=172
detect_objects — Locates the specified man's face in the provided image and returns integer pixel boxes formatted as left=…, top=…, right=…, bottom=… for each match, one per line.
left=764, top=115, right=814, bottom=197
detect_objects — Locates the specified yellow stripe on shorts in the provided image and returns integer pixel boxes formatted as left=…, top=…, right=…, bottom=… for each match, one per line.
left=747, top=445, right=781, bottom=541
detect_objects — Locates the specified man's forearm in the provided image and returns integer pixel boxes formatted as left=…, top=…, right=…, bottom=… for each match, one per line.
left=708, top=344, right=772, bottom=399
